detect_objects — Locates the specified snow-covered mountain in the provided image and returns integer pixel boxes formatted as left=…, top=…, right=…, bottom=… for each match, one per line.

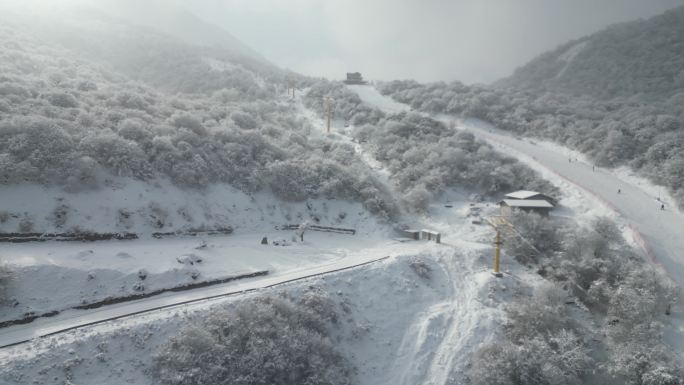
left=498, top=5, right=684, bottom=100
left=379, top=5, right=684, bottom=208
left=1, top=3, right=681, bottom=385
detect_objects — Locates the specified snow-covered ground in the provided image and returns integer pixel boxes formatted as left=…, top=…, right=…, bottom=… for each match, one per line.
left=0, top=181, right=519, bottom=385
left=0, top=179, right=391, bottom=324
left=5, top=83, right=677, bottom=385
left=0, top=231, right=386, bottom=324
left=0, top=179, right=382, bottom=235
left=0, top=85, right=538, bottom=385
left=347, top=84, right=410, bottom=114
left=1, top=245, right=532, bottom=385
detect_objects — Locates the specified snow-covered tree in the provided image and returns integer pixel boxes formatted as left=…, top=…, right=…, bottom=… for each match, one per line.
left=153, top=293, right=351, bottom=385
left=0, top=258, right=10, bottom=303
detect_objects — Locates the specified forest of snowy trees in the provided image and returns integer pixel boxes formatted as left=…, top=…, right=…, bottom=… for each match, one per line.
left=378, top=78, right=684, bottom=209
left=154, top=293, right=351, bottom=385
left=0, top=23, right=399, bottom=220
left=496, top=6, right=684, bottom=99
left=467, top=213, right=681, bottom=385
left=304, top=82, right=557, bottom=212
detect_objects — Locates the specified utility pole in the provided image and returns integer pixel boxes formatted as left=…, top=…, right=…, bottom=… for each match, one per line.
left=287, top=76, right=295, bottom=99
left=324, top=97, right=333, bottom=133
left=493, top=228, right=503, bottom=277
left=486, top=216, right=508, bottom=278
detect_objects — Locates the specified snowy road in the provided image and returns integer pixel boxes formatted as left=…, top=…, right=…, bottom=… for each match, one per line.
left=349, top=85, right=684, bottom=352
left=0, top=249, right=394, bottom=351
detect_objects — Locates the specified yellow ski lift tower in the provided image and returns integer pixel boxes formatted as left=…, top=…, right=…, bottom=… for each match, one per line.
left=486, top=216, right=511, bottom=277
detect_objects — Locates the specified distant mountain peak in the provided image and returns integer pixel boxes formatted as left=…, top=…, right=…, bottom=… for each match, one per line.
left=497, top=5, right=684, bottom=100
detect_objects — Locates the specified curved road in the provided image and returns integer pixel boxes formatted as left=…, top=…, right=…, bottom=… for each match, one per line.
left=457, top=117, right=683, bottom=281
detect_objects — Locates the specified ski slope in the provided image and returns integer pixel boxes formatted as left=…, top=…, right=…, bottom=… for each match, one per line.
left=347, top=84, right=411, bottom=114
left=456, top=118, right=684, bottom=278
left=349, top=85, right=684, bottom=353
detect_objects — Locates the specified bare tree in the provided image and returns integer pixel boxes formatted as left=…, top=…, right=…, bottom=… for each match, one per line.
left=295, top=220, right=310, bottom=242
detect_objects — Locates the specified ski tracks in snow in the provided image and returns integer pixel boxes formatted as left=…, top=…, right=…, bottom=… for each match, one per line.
left=388, top=253, right=486, bottom=385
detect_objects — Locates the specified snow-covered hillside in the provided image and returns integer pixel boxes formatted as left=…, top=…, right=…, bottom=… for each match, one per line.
left=0, top=248, right=517, bottom=385
left=497, top=5, right=684, bottom=99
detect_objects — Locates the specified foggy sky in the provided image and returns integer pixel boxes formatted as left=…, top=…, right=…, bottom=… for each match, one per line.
left=179, top=0, right=684, bottom=84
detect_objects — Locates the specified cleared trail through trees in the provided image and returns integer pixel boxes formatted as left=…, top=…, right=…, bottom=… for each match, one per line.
left=348, top=84, right=684, bottom=357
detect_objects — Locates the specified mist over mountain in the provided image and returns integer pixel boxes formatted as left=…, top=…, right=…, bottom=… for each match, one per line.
left=498, top=5, right=684, bottom=100
left=89, top=0, right=269, bottom=63
left=0, top=0, right=287, bottom=94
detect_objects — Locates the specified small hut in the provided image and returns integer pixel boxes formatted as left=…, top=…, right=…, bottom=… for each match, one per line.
left=421, top=229, right=441, bottom=243
left=401, top=228, right=441, bottom=243
left=344, top=72, right=368, bottom=85
left=403, top=229, right=421, bottom=240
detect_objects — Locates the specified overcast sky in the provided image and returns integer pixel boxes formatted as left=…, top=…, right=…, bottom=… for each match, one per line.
left=178, top=0, right=684, bottom=83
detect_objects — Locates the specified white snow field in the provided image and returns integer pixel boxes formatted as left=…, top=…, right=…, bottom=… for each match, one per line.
left=348, top=84, right=684, bottom=355
left=347, top=84, right=411, bottom=114
left=0, top=178, right=519, bottom=385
